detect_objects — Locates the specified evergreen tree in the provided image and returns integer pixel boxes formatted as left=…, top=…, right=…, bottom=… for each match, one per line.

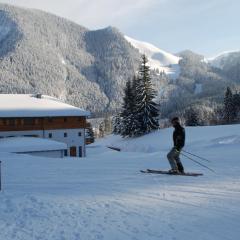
left=104, top=116, right=112, bottom=135
left=224, top=87, right=236, bottom=123
left=99, top=122, right=105, bottom=138
left=233, top=92, right=240, bottom=109
left=134, top=54, right=159, bottom=135
left=185, top=107, right=199, bottom=126
left=121, top=79, right=132, bottom=136
left=233, top=92, right=240, bottom=122
left=112, top=114, right=122, bottom=135
left=129, top=75, right=142, bottom=136
left=85, top=123, right=95, bottom=143
left=120, top=76, right=139, bottom=137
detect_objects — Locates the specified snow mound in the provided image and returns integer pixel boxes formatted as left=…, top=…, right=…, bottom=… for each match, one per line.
left=95, top=124, right=240, bottom=153
left=0, top=137, right=67, bottom=153
left=211, top=135, right=240, bottom=145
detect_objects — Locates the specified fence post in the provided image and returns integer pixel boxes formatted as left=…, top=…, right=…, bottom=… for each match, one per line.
left=0, top=161, right=1, bottom=191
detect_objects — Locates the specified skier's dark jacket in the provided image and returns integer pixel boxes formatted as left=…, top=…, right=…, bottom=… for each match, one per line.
left=173, top=123, right=185, bottom=150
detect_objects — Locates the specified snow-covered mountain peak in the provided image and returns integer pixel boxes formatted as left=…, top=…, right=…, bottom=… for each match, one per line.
left=208, top=50, right=240, bottom=61
left=125, top=36, right=180, bottom=66
left=125, top=35, right=180, bottom=78
left=206, top=50, right=240, bottom=68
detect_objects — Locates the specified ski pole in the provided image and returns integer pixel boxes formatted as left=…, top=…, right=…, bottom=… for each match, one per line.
left=181, top=152, right=215, bottom=173
left=182, top=150, right=211, bottom=163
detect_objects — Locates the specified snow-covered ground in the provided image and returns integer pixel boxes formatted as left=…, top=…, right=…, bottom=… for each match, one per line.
left=0, top=137, right=67, bottom=153
left=194, top=83, right=202, bottom=94
left=0, top=124, right=240, bottom=240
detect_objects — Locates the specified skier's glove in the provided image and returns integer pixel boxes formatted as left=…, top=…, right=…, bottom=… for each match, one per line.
left=174, top=147, right=180, bottom=153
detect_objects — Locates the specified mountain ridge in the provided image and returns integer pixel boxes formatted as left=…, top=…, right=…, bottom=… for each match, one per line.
left=0, top=3, right=140, bottom=113
left=0, top=3, right=239, bottom=117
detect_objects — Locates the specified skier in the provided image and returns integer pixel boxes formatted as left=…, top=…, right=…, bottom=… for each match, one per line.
left=167, top=117, right=185, bottom=173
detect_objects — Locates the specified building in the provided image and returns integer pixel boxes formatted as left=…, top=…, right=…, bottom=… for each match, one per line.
left=0, top=94, right=90, bottom=157
left=0, top=137, right=67, bottom=158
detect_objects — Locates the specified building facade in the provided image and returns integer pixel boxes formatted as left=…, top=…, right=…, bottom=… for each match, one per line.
left=0, top=94, right=90, bottom=157
left=0, top=137, right=67, bottom=158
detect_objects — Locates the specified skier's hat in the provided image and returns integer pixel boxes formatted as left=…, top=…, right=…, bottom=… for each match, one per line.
left=171, top=117, right=180, bottom=123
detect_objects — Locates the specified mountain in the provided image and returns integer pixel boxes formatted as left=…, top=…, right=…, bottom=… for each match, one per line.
left=125, top=36, right=180, bottom=78
left=158, top=49, right=240, bottom=118
left=207, top=50, right=240, bottom=69
left=0, top=3, right=239, bottom=118
left=0, top=4, right=140, bottom=113
left=207, top=51, right=240, bottom=83
left=177, top=50, right=204, bottom=61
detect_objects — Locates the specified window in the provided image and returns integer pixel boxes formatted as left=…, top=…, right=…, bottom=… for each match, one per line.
left=9, top=119, right=15, bottom=126
left=78, top=132, right=82, bottom=137
left=64, top=150, right=68, bottom=156
left=16, top=119, right=22, bottom=126
left=24, top=135, right=38, bottom=138
left=64, top=118, right=67, bottom=122
left=24, top=118, right=35, bottom=125
left=64, top=132, right=67, bottom=137
left=48, top=118, right=53, bottom=123
left=48, top=133, right=52, bottom=138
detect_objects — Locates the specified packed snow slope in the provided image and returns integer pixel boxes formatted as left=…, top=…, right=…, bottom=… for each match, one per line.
left=125, top=36, right=181, bottom=78
left=0, top=124, right=240, bottom=240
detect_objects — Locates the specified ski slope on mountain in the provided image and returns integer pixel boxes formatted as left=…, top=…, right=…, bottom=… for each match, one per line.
left=0, top=124, right=240, bottom=240
left=125, top=36, right=181, bottom=78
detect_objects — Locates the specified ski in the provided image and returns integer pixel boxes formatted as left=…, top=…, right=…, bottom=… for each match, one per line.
left=140, top=169, right=203, bottom=177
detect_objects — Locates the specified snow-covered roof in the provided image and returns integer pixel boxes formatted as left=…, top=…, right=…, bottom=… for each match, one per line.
left=0, top=94, right=90, bottom=118
left=0, top=137, right=67, bottom=153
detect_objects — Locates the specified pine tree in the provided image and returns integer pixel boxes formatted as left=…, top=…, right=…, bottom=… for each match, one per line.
left=120, top=77, right=139, bottom=137
left=112, top=114, right=122, bottom=135
left=120, top=79, right=132, bottom=137
left=224, top=87, right=236, bottom=124
left=86, top=123, right=95, bottom=143
left=99, top=122, right=105, bottom=138
left=185, top=107, right=199, bottom=126
left=104, top=116, right=112, bottom=135
left=129, top=75, right=142, bottom=136
left=233, top=92, right=240, bottom=122
left=134, top=54, right=159, bottom=135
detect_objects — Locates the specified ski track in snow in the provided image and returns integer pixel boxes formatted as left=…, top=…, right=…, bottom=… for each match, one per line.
left=0, top=125, right=240, bottom=240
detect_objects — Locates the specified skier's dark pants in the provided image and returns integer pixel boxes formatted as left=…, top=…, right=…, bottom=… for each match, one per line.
left=167, top=147, right=184, bottom=172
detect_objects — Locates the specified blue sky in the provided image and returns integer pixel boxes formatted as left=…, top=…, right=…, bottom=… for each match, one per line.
left=0, top=0, right=239, bottom=57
